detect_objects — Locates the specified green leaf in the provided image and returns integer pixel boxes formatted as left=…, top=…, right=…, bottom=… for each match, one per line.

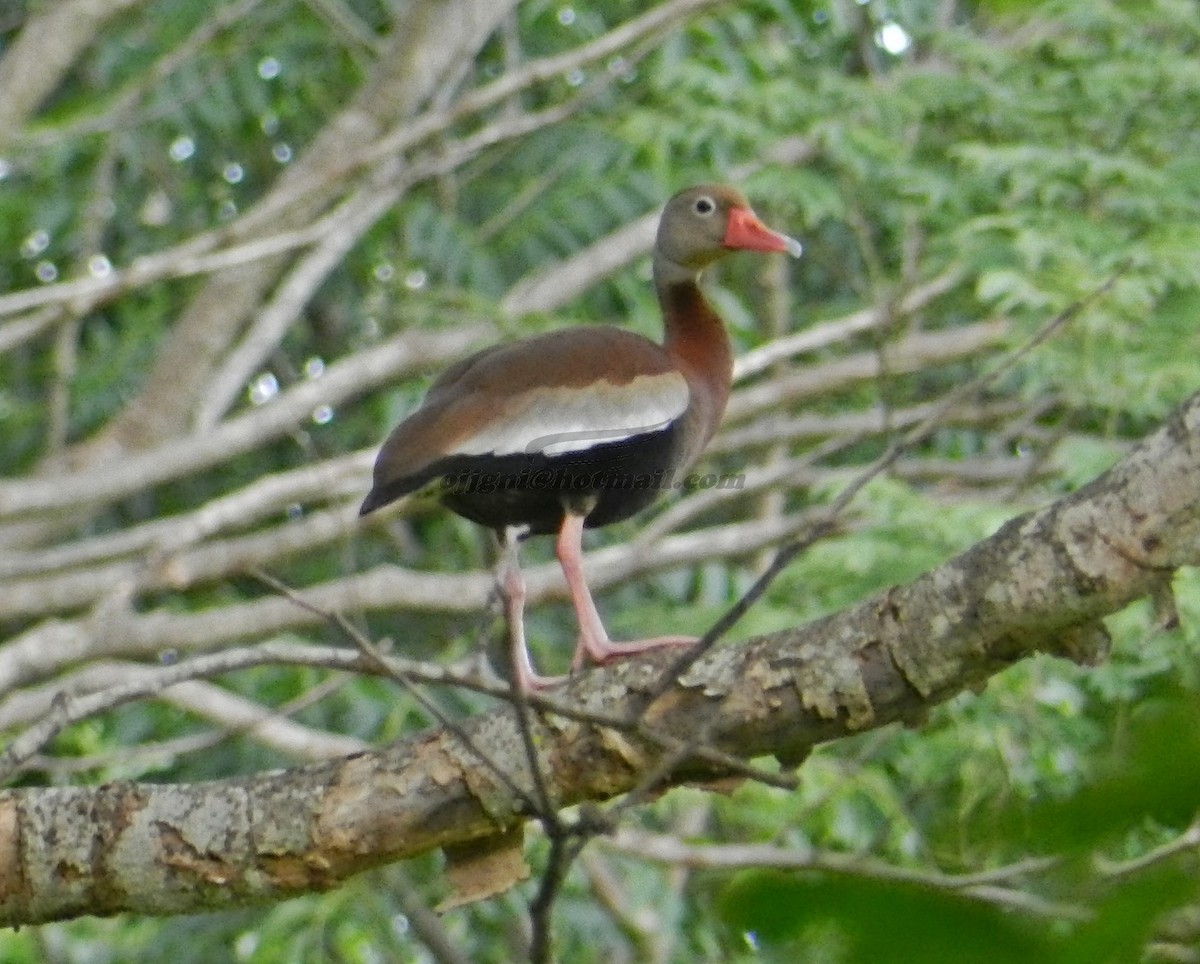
left=719, top=870, right=1052, bottom=963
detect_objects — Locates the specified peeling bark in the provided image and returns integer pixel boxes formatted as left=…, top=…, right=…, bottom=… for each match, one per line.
left=1, top=391, right=1198, bottom=926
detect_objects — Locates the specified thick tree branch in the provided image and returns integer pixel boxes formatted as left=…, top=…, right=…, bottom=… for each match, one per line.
left=1, top=389, right=1197, bottom=925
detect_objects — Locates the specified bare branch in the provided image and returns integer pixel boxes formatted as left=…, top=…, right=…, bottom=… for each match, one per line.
left=155, top=678, right=369, bottom=761
left=0, top=327, right=487, bottom=518
left=501, top=134, right=818, bottom=317
left=13, top=0, right=268, bottom=149
left=709, top=397, right=1037, bottom=456
left=0, top=511, right=812, bottom=692
left=733, top=266, right=965, bottom=380
left=604, top=834, right=1084, bottom=921
left=0, top=640, right=472, bottom=781
left=195, top=188, right=409, bottom=429
left=82, top=0, right=520, bottom=455
left=0, top=659, right=364, bottom=762
left=0, top=451, right=372, bottom=580
left=1, top=384, right=1195, bottom=923
left=1097, top=821, right=1200, bottom=879
left=0, top=0, right=149, bottom=141
left=603, top=830, right=1056, bottom=887
left=726, top=318, right=1011, bottom=423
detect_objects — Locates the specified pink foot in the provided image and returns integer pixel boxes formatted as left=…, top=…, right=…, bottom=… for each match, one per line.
left=574, top=634, right=697, bottom=670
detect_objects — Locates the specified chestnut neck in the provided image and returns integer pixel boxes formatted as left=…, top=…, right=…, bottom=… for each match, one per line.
left=653, top=256, right=733, bottom=423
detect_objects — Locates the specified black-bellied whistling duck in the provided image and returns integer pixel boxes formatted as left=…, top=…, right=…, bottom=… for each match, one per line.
left=360, top=184, right=802, bottom=691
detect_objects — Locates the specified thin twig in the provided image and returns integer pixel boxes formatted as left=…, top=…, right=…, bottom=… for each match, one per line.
left=18, top=673, right=361, bottom=775
left=0, top=638, right=497, bottom=783
left=246, top=567, right=549, bottom=817
left=0, top=511, right=813, bottom=694
left=1096, top=820, right=1200, bottom=878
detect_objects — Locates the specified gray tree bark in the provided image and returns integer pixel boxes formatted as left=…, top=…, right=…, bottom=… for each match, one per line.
left=1, top=388, right=1196, bottom=926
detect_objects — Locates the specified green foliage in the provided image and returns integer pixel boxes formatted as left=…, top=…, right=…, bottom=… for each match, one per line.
left=5, top=0, right=1200, bottom=959
left=721, top=870, right=1050, bottom=962
left=712, top=673, right=1200, bottom=964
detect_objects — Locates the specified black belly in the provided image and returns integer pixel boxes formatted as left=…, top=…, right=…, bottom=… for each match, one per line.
left=433, top=423, right=685, bottom=535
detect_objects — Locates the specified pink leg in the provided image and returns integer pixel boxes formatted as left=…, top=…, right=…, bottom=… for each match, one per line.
left=555, top=513, right=696, bottom=672
left=497, top=527, right=564, bottom=692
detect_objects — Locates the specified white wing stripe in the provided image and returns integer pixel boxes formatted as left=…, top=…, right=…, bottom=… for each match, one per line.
left=528, top=419, right=676, bottom=456
left=449, top=374, right=689, bottom=459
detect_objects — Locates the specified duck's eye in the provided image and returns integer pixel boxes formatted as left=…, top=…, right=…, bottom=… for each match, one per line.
left=693, top=196, right=716, bottom=216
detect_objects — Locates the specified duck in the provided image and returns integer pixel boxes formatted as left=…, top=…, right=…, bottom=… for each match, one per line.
left=361, top=184, right=802, bottom=691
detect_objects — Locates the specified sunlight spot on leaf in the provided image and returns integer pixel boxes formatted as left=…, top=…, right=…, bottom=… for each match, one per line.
left=877, top=22, right=912, bottom=54
left=21, top=229, right=49, bottom=259
left=249, top=372, right=279, bottom=405
left=1036, top=678, right=1084, bottom=715
left=1052, top=747, right=1080, bottom=777
left=235, top=931, right=258, bottom=959
left=608, top=55, right=636, bottom=82
left=169, top=135, right=196, bottom=162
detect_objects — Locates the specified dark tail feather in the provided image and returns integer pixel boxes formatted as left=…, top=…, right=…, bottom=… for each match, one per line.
left=359, top=470, right=435, bottom=516
left=358, top=491, right=386, bottom=516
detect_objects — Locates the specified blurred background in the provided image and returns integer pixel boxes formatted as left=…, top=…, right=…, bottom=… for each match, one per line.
left=2, top=0, right=1200, bottom=960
